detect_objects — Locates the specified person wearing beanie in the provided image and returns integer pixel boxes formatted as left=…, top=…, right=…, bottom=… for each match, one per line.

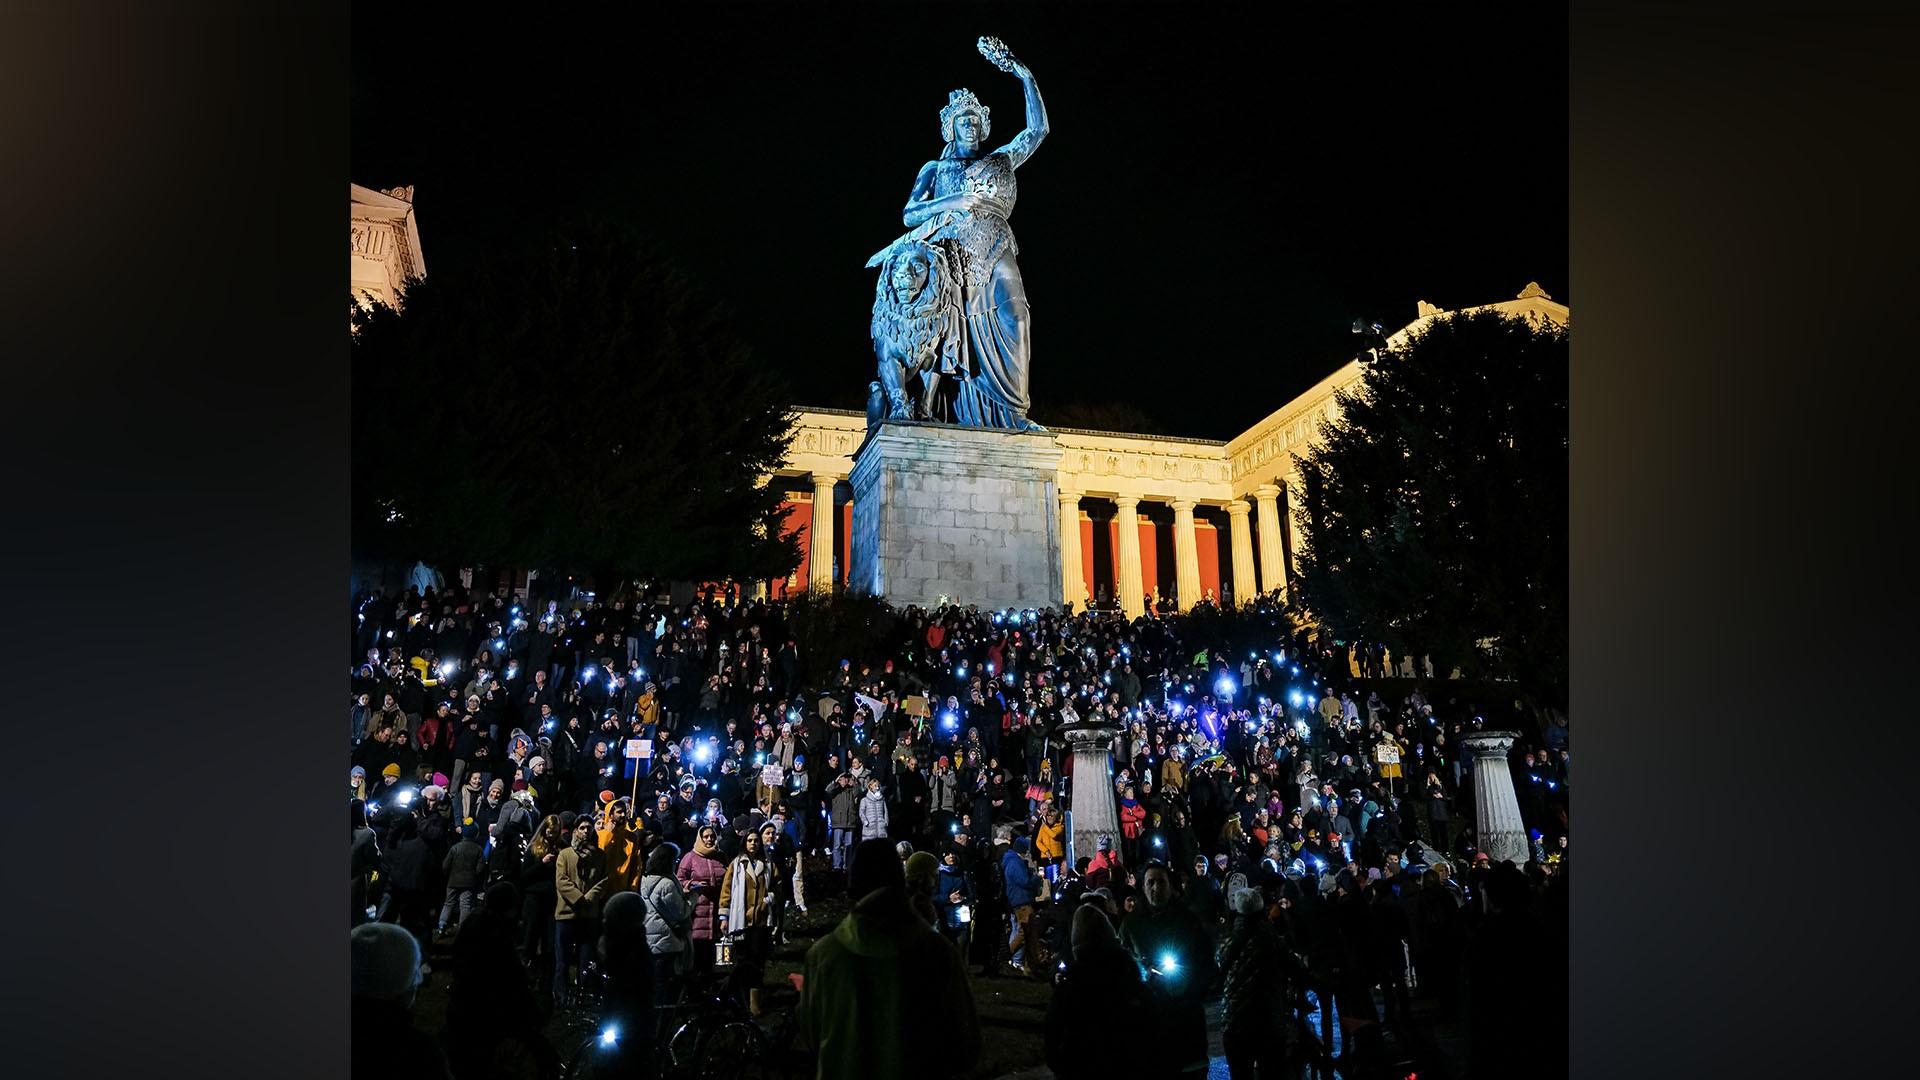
left=1044, top=905, right=1150, bottom=1080
left=1002, top=835, right=1041, bottom=976
left=640, top=842, right=693, bottom=1023
left=1216, top=881, right=1302, bottom=1079
left=903, top=850, right=941, bottom=928
left=594, top=891, right=658, bottom=1079
left=350, top=923, right=449, bottom=1080
left=800, top=838, right=980, bottom=1080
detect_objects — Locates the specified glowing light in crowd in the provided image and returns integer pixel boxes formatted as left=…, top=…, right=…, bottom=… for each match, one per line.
left=493, top=639, right=504, bottom=651
left=1158, top=953, right=1179, bottom=973
left=582, top=665, right=597, bottom=680
left=942, top=711, right=959, bottom=731
left=1214, top=675, right=1235, bottom=699
left=385, top=630, right=393, bottom=639
left=395, top=789, right=414, bottom=808
left=600, top=1026, right=618, bottom=1047
left=1004, top=673, right=1016, bottom=685
left=439, top=661, right=456, bottom=679
left=694, top=744, right=713, bottom=766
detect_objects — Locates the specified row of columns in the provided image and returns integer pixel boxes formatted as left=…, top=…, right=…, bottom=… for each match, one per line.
left=1061, top=480, right=1302, bottom=620
left=805, top=471, right=1303, bottom=612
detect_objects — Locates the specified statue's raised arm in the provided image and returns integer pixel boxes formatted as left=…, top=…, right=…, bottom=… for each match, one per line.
left=978, top=36, right=1048, bottom=169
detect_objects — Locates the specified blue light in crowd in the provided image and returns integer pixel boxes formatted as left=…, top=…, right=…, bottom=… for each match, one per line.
left=583, top=665, right=597, bottom=680
left=493, top=639, right=504, bottom=651
left=1215, top=676, right=1235, bottom=698
left=1004, top=673, right=1015, bottom=685
left=395, top=789, right=414, bottom=808
left=694, top=744, right=713, bottom=766
left=600, top=1026, right=618, bottom=1047
left=1158, top=953, right=1179, bottom=973
left=942, top=712, right=959, bottom=731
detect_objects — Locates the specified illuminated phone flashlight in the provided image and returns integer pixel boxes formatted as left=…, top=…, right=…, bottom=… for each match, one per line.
left=956, top=663, right=968, bottom=679
left=582, top=665, right=596, bottom=680
left=396, top=789, right=415, bottom=808
left=1158, top=952, right=1179, bottom=974
left=955, top=903, right=971, bottom=924
left=950, top=821, right=961, bottom=834
left=1215, top=676, right=1236, bottom=698
left=694, top=744, right=713, bottom=766
left=385, top=630, right=393, bottom=639
left=542, top=719, right=555, bottom=731
left=599, top=1025, right=619, bottom=1047
left=942, top=711, right=959, bottom=732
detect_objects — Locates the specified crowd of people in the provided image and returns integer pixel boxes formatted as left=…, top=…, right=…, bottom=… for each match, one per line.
left=348, top=584, right=1570, bottom=1079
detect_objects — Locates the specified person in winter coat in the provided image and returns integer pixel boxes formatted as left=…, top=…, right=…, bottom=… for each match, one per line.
left=1002, top=836, right=1042, bottom=975
left=934, top=844, right=977, bottom=960
left=436, top=825, right=485, bottom=936
left=639, top=843, right=692, bottom=1023
left=675, top=825, right=728, bottom=977
left=717, top=827, right=780, bottom=1016
left=597, top=797, right=645, bottom=897
left=1120, top=863, right=1220, bottom=1077
left=857, top=776, right=890, bottom=841
left=826, top=766, right=862, bottom=870
left=1035, top=806, right=1066, bottom=881
left=1045, top=904, right=1152, bottom=1080
left=800, top=838, right=980, bottom=1080
left=381, top=813, right=436, bottom=972
left=351, top=799, right=380, bottom=927
left=553, top=816, right=611, bottom=1003
left=928, top=755, right=962, bottom=837
left=1118, top=784, right=1148, bottom=865
left=1216, top=886, right=1304, bottom=1079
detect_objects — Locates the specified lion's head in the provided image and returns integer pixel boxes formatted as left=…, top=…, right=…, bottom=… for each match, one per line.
left=872, top=240, right=962, bottom=370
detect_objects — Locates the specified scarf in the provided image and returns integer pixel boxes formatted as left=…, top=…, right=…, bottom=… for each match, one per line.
left=726, top=856, right=768, bottom=931
left=693, top=833, right=721, bottom=859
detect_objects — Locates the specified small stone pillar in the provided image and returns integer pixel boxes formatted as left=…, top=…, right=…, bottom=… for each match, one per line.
left=1062, top=723, right=1120, bottom=868
left=1460, top=730, right=1530, bottom=866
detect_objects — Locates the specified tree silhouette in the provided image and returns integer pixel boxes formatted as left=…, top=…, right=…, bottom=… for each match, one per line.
left=1294, top=310, right=1568, bottom=708
left=351, top=225, right=800, bottom=587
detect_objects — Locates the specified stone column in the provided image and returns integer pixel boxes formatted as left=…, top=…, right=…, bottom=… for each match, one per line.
left=808, top=474, right=837, bottom=594
left=1171, top=500, right=1201, bottom=612
left=1253, top=483, right=1285, bottom=602
left=1226, top=500, right=1257, bottom=608
left=1062, top=723, right=1120, bottom=869
left=1113, top=495, right=1145, bottom=620
left=1058, top=489, right=1086, bottom=612
left=1460, top=731, right=1530, bottom=866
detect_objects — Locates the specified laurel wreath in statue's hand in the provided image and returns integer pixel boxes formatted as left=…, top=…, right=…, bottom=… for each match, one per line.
left=978, top=36, right=1020, bottom=74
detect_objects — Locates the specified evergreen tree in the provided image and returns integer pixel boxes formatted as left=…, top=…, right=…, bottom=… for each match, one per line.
left=351, top=225, right=800, bottom=586
left=1294, top=310, right=1568, bottom=708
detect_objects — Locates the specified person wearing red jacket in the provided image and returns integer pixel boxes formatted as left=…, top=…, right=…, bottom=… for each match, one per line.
left=1119, top=784, right=1148, bottom=865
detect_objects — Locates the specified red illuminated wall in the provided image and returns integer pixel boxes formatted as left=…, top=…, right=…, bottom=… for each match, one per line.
left=1196, top=521, right=1221, bottom=601
left=1079, top=515, right=1095, bottom=605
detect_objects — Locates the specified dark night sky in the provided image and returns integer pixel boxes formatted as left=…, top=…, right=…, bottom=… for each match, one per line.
left=351, top=4, right=1566, bottom=441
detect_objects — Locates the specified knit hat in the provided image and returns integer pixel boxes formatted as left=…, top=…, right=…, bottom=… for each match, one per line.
left=1228, top=886, right=1265, bottom=916
left=381, top=763, right=402, bottom=778
left=432, top=772, right=450, bottom=789
left=904, top=850, right=940, bottom=887
left=350, top=923, right=421, bottom=1001
left=350, top=766, right=366, bottom=778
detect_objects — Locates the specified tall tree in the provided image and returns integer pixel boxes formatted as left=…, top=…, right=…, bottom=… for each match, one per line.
left=1294, top=310, right=1568, bottom=708
left=351, top=226, right=800, bottom=586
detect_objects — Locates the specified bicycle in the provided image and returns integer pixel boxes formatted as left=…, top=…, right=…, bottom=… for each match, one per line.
left=658, top=969, right=797, bottom=1080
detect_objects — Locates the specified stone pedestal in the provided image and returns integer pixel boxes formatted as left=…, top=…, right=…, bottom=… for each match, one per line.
left=1461, top=731, right=1530, bottom=866
left=848, top=421, right=1064, bottom=611
left=1062, top=723, right=1120, bottom=868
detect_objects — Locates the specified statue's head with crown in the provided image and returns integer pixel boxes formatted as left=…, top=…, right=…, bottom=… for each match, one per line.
left=940, top=88, right=991, bottom=150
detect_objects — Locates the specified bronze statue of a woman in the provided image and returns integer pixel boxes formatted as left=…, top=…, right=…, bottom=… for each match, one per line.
left=868, top=36, right=1048, bottom=431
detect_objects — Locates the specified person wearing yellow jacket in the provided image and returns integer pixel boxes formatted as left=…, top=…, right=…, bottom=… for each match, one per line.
left=597, top=796, right=645, bottom=896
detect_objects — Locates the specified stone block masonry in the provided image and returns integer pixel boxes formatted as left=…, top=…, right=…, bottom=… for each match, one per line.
left=849, top=421, right=1065, bottom=611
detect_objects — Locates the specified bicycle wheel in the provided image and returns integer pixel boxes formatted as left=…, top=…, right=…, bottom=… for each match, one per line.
left=696, top=1020, right=766, bottom=1080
